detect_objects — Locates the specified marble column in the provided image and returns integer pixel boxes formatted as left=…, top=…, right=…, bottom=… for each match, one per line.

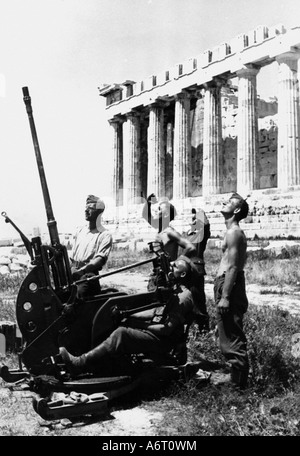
left=173, top=92, right=191, bottom=200
left=147, top=104, right=165, bottom=196
left=123, top=112, right=142, bottom=203
left=165, top=121, right=174, bottom=199
left=109, top=118, right=123, bottom=207
left=276, top=51, right=300, bottom=188
left=202, top=82, right=222, bottom=196
left=236, top=66, right=259, bottom=196
left=194, top=94, right=204, bottom=145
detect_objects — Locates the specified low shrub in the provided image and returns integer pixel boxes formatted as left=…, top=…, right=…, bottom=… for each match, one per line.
left=244, top=307, right=300, bottom=395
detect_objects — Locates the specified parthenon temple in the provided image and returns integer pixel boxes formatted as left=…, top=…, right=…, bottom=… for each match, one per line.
left=99, top=24, right=300, bottom=239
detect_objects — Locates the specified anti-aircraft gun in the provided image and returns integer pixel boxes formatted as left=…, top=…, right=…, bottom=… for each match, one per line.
left=0, top=88, right=188, bottom=409
left=1, top=87, right=77, bottom=376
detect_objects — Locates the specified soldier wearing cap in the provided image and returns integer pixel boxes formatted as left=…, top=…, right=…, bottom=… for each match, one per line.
left=69, top=195, right=112, bottom=298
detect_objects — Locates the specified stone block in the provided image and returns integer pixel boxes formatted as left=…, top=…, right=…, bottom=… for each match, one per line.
left=143, top=75, right=157, bottom=91
left=259, top=146, right=271, bottom=154
left=197, top=50, right=212, bottom=67
left=230, top=34, right=249, bottom=52
left=156, top=70, right=170, bottom=85
left=0, top=265, right=10, bottom=275
left=9, top=263, right=23, bottom=272
left=255, top=25, right=269, bottom=43
left=0, top=256, right=11, bottom=265
left=0, top=321, right=16, bottom=352
left=268, top=24, right=286, bottom=37
left=132, top=82, right=141, bottom=96
left=260, top=176, right=275, bottom=188
left=168, top=64, right=180, bottom=80
left=212, top=43, right=231, bottom=61
left=183, top=58, right=197, bottom=74
left=245, top=25, right=267, bottom=45
left=268, top=131, right=277, bottom=141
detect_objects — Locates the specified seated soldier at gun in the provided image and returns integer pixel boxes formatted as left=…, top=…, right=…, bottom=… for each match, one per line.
left=59, top=255, right=199, bottom=376
left=69, top=195, right=113, bottom=299
left=142, top=194, right=210, bottom=331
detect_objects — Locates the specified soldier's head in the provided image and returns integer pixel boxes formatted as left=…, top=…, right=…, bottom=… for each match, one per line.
left=149, top=196, right=177, bottom=232
left=221, top=193, right=249, bottom=222
left=85, top=195, right=105, bottom=222
left=170, top=255, right=193, bottom=284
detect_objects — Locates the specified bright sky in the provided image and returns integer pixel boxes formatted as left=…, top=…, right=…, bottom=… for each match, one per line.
left=0, top=0, right=299, bottom=238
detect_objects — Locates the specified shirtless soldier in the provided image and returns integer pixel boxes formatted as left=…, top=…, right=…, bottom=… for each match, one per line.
left=213, top=193, right=249, bottom=388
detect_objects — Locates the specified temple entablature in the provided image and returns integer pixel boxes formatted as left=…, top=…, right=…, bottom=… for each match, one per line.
left=98, top=24, right=298, bottom=119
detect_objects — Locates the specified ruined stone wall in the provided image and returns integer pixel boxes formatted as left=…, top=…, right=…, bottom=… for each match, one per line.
left=222, top=137, right=237, bottom=192
left=257, top=124, right=277, bottom=189
left=189, top=94, right=278, bottom=196
left=221, top=125, right=278, bottom=193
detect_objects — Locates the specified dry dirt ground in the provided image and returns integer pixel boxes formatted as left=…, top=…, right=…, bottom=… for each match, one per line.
left=1, top=271, right=300, bottom=437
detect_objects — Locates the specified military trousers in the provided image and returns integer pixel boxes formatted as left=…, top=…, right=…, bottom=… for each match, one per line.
left=214, top=271, right=249, bottom=373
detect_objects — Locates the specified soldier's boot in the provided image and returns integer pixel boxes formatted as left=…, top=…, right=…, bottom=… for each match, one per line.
left=59, top=345, right=109, bottom=376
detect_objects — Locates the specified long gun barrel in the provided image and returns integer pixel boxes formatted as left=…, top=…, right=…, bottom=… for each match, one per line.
left=22, top=86, right=72, bottom=291
left=22, top=87, right=60, bottom=246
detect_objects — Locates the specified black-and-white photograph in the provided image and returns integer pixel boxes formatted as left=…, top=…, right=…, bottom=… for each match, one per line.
left=0, top=0, right=300, bottom=441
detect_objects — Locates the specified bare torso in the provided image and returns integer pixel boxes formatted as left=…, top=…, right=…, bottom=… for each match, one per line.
left=217, top=224, right=247, bottom=277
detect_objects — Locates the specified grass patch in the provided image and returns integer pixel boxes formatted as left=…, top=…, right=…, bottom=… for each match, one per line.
left=152, top=383, right=300, bottom=436
left=0, top=273, right=26, bottom=297
left=151, top=300, right=300, bottom=436
left=205, top=245, right=300, bottom=287
left=0, top=273, right=25, bottom=322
